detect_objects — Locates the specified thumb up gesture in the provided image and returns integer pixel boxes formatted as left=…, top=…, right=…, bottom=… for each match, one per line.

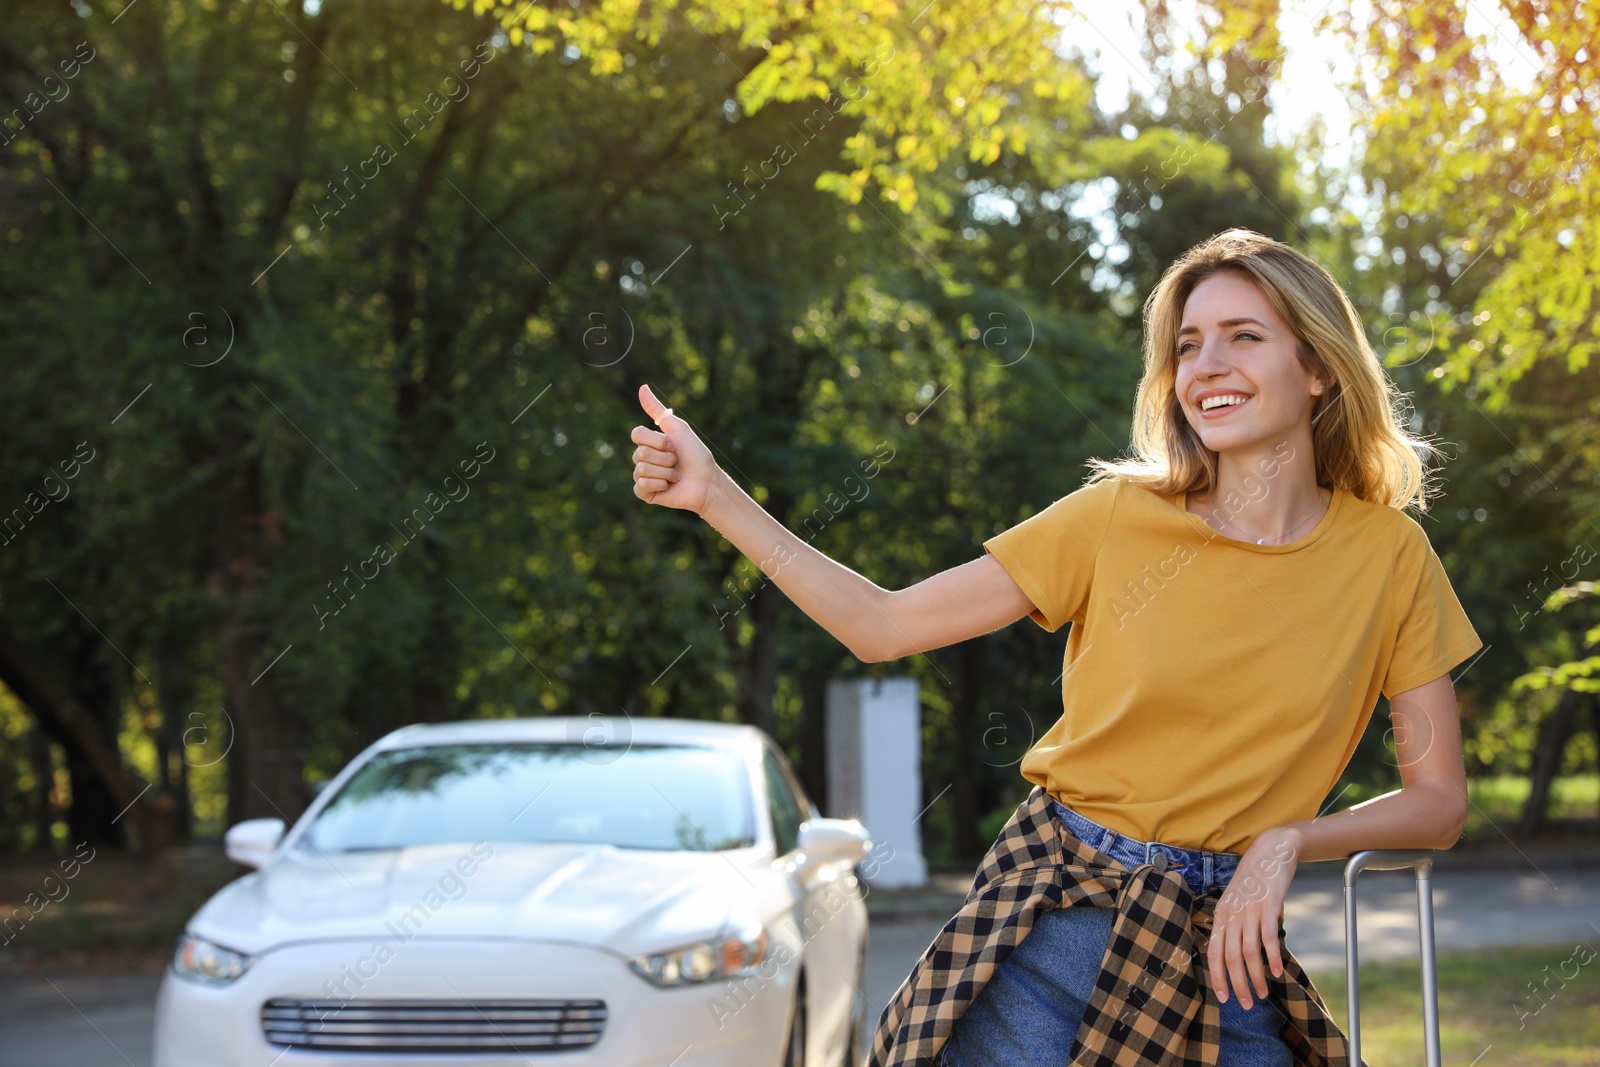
left=630, top=384, right=718, bottom=515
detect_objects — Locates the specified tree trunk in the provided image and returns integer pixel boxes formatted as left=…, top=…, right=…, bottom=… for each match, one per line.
left=212, top=455, right=305, bottom=826
left=60, top=612, right=128, bottom=850
left=953, top=637, right=986, bottom=861
left=737, top=582, right=784, bottom=741
left=64, top=748, right=121, bottom=850
left=28, top=724, right=53, bottom=850
left=733, top=491, right=794, bottom=742
left=0, top=624, right=156, bottom=851
left=797, top=644, right=832, bottom=813
left=1517, top=685, right=1582, bottom=837
left=217, top=625, right=305, bottom=824
left=394, top=540, right=457, bottom=726
left=154, top=643, right=195, bottom=844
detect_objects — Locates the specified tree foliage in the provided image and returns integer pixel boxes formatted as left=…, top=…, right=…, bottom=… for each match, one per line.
left=0, top=0, right=1588, bottom=856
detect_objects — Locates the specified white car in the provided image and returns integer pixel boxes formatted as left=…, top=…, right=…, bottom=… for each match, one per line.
left=154, top=717, right=873, bottom=1067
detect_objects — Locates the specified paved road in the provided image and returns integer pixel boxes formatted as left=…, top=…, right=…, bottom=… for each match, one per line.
left=7, top=867, right=1598, bottom=1067
left=1, top=966, right=162, bottom=1067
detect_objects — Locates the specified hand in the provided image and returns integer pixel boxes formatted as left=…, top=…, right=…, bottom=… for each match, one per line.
left=630, top=383, right=718, bottom=515
left=1208, top=827, right=1299, bottom=1011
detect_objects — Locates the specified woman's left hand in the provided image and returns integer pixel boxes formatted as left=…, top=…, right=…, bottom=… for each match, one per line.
left=1207, top=826, right=1300, bottom=1010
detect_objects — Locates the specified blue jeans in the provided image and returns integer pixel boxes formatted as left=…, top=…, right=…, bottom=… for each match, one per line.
left=940, top=800, right=1293, bottom=1067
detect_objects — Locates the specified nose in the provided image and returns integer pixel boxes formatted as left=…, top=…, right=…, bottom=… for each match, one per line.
left=1191, top=335, right=1229, bottom=376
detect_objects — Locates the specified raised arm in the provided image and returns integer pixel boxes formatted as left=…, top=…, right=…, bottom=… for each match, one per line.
left=628, top=384, right=1036, bottom=662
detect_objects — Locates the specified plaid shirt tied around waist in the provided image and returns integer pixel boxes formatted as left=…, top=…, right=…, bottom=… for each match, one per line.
left=865, top=786, right=1366, bottom=1067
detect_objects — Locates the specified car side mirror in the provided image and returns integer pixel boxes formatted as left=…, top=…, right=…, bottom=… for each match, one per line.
left=796, top=818, right=871, bottom=872
left=225, top=818, right=286, bottom=869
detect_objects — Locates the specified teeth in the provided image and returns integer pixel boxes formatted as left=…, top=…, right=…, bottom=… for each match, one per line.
left=1201, top=394, right=1250, bottom=411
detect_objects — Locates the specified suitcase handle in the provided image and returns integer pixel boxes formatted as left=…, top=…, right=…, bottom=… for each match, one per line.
left=1342, top=850, right=1440, bottom=1067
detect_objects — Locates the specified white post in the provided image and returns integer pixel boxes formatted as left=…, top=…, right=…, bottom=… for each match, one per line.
left=826, top=676, right=928, bottom=888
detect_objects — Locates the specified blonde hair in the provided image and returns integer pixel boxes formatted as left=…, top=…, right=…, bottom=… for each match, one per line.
left=1085, top=228, right=1442, bottom=512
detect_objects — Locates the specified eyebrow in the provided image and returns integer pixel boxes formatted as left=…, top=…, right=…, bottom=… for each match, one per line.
left=1177, top=317, right=1269, bottom=336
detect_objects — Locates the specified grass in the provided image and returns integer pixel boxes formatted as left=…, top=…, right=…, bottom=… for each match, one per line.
left=1464, top=775, right=1600, bottom=835
left=1309, top=942, right=1600, bottom=1066
left=0, top=846, right=240, bottom=958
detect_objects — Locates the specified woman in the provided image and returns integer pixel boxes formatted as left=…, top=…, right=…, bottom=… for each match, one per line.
left=627, top=228, right=1481, bottom=1065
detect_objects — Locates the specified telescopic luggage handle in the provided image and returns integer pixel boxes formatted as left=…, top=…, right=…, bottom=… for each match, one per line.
left=1342, top=849, right=1441, bottom=1067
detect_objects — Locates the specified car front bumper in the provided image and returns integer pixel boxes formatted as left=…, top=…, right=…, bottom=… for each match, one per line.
left=153, top=937, right=798, bottom=1067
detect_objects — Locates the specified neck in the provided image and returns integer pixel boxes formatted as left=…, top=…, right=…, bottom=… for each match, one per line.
left=1191, top=439, right=1328, bottom=541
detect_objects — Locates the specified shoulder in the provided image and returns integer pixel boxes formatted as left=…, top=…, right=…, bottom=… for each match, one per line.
left=1019, top=472, right=1124, bottom=519
left=1054, top=473, right=1126, bottom=527
left=1335, top=487, right=1427, bottom=556
left=1335, top=493, right=1448, bottom=616
left=1021, top=474, right=1189, bottom=536
left=1081, top=473, right=1184, bottom=522
left=986, top=474, right=1123, bottom=553
left=1075, top=473, right=1126, bottom=502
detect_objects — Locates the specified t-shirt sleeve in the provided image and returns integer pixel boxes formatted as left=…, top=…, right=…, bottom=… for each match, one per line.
left=1381, top=518, right=1483, bottom=700
left=981, top=476, right=1119, bottom=633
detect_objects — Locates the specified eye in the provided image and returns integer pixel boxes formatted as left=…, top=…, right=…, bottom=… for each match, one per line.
left=1178, top=330, right=1261, bottom=356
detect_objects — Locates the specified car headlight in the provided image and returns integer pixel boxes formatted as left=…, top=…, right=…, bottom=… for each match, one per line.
left=628, top=918, right=770, bottom=987
left=172, top=933, right=254, bottom=985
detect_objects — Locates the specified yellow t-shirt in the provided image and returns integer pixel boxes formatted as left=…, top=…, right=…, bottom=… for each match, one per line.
left=982, top=473, right=1483, bottom=853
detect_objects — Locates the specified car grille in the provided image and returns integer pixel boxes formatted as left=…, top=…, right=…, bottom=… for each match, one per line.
left=261, top=997, right=608, bottom=1052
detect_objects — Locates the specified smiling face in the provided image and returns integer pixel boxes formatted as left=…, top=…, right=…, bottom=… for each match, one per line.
left=1174, top=270, right=1331, bottom=453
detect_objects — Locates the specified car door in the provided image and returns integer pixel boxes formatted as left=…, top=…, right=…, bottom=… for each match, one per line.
left=762, top=746, right=858, bottom=1061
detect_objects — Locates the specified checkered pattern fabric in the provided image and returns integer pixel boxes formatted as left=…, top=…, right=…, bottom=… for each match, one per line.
left=864, top=786, right=1365, bottom=1067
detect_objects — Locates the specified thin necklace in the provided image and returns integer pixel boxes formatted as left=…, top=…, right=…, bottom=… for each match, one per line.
left=1210, top=488, right=1330, bottom=545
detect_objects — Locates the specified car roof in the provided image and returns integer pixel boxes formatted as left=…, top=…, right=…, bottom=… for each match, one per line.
left=370, top=716, right=771, bottom=754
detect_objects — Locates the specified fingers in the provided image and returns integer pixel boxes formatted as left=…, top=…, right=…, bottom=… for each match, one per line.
left=629, top=425, right=673, bottom=451
left=1207, top=900, right=1252, bottom=1008
left=629, top=429, right=677, bottom=495
left=1223, top=921, right=1254, bottom=1010
left=634, top=461, right=679, bottom=483
left=1241, top=916, right=1270, bottom=1001
left=638, top=383, right=666, bottom=420
left=1209, top=911, right=1274, bottom=1010
left=637, top=383, right=681, bottom=431
left=1263, top=921, right=1285, bottom=981
left=1207, top=923, right=1228, bottom=1003
left=629, top=401, right=683, bottom=506
left=631, top=443, right=676, bottom=467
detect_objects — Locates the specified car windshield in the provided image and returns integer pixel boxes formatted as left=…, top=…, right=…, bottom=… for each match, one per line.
left=300, top=742, right=756, bottom=852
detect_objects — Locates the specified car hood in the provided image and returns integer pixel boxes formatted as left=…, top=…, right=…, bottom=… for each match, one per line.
left=189, top=842, right=778, bottom=958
